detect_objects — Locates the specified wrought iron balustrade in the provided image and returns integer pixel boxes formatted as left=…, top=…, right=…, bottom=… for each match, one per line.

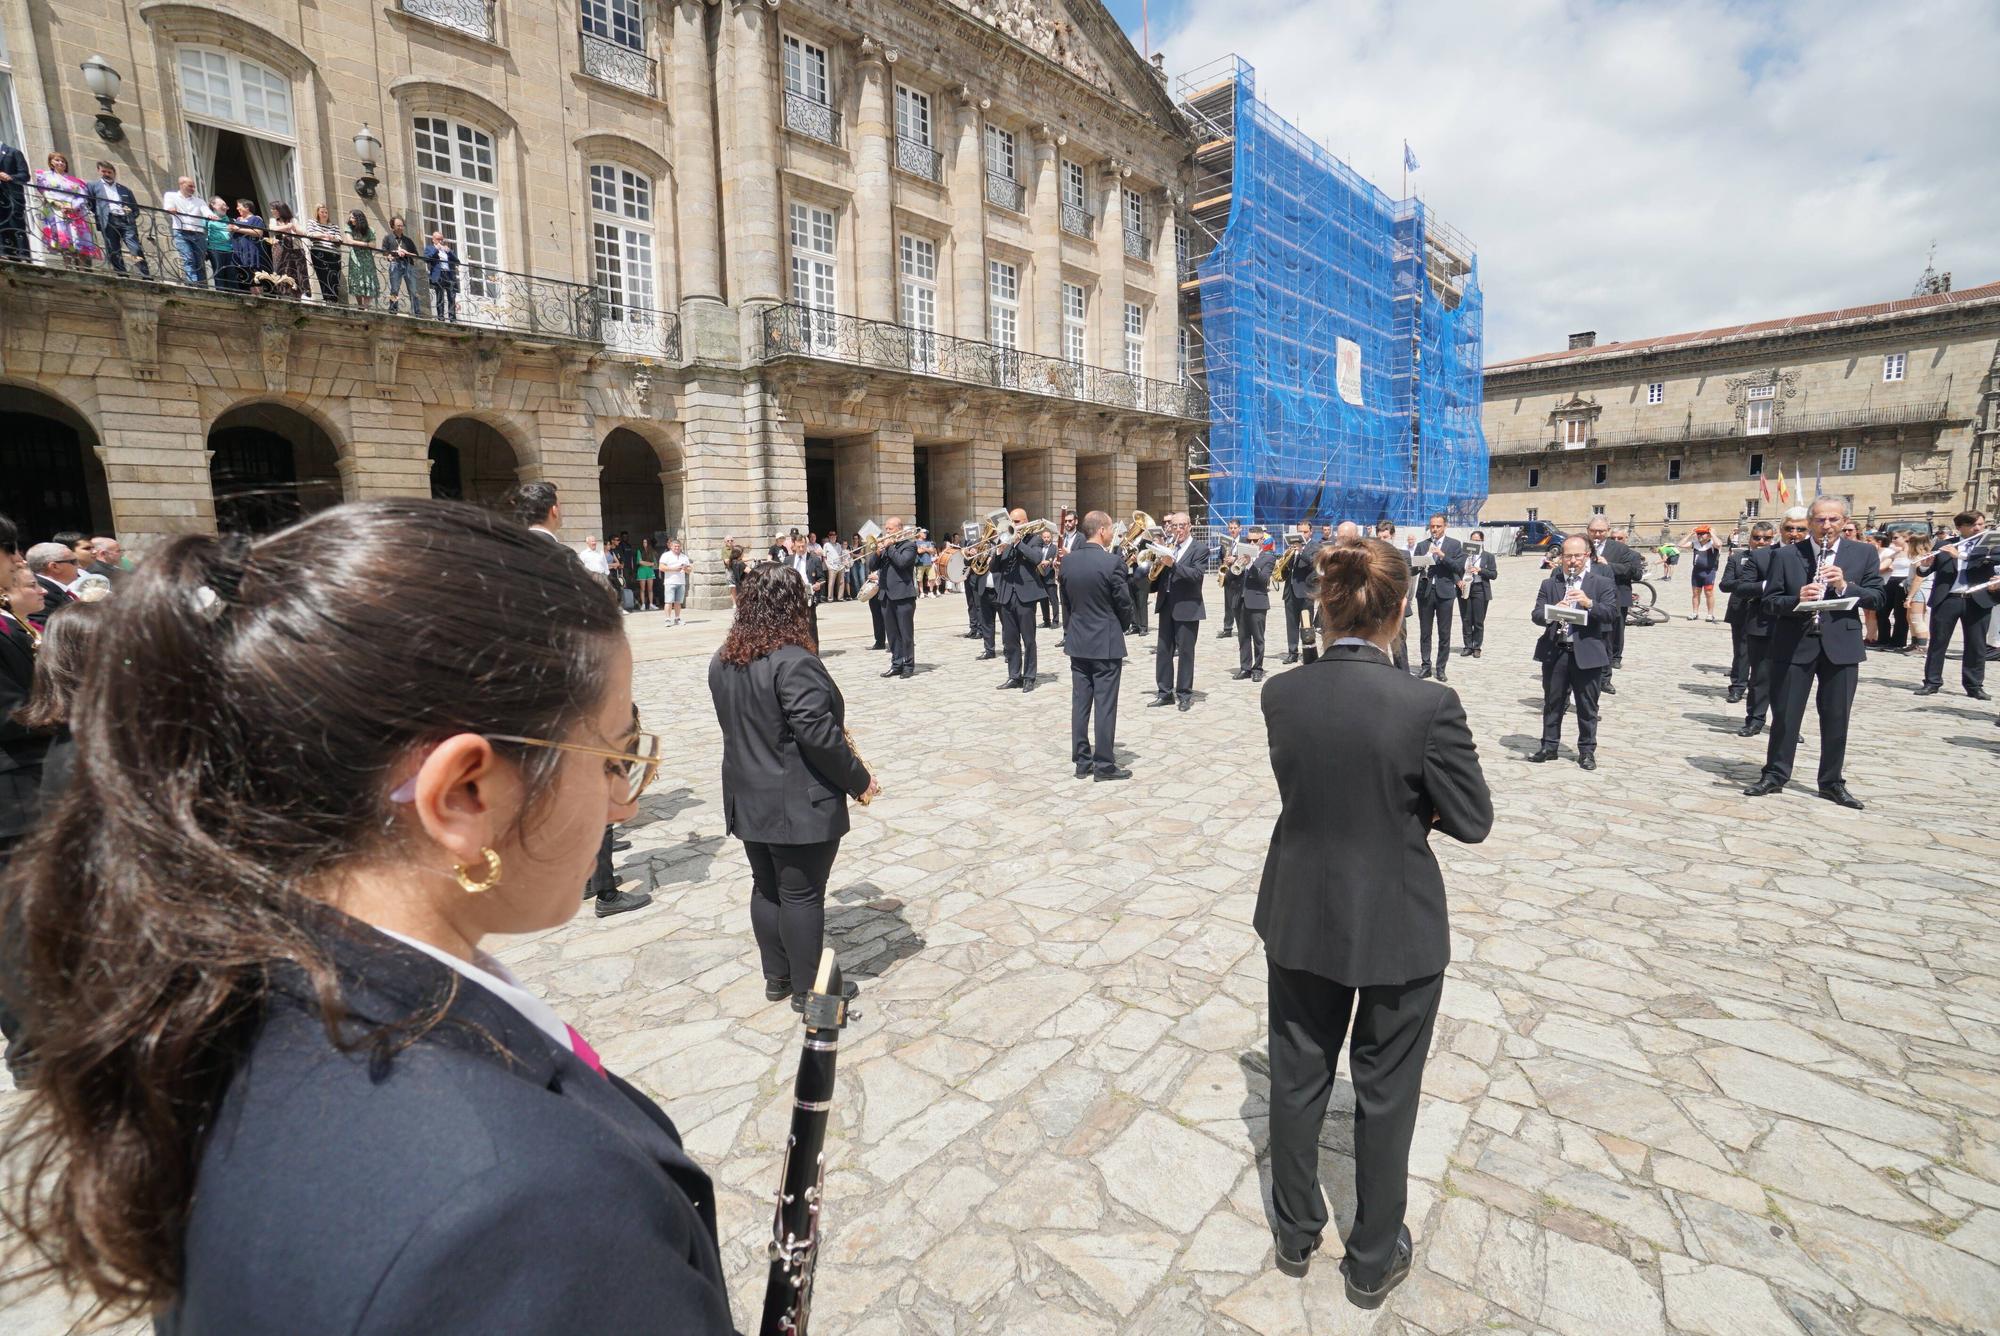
left=984, top=171, right=1024, bottom=212
left=400, top=0, right=494, bottom=41
left=599, top=300, right=683, bottom=361
left=580, top=31, right=657, bottom=95
left=1124, top=228, right=1152, bottom=261
left=762, top=303, right=1206, bottom=420
left=784, top=91, right=840, bottom=144
left=1526, top=396, right=1953, bottom=454
left=1059, top=203, right=1094, bottom=238
left=896, top=137, right=943, bottom=183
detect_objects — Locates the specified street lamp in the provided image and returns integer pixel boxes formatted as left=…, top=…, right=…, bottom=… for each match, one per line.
left=353, top=123, right=383, bottom=199
left=80, top=55, right=123, bottom=142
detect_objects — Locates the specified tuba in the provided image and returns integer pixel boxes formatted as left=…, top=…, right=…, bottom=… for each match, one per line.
left=1116, top=511, right=1158, bottom=571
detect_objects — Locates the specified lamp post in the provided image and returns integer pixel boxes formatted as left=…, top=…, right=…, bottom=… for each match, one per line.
left=353, top=124, right=383, bottom=200
left=80, top=55, right=123, bottom=142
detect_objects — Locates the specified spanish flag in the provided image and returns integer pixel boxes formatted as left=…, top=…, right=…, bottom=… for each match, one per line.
left=1759, top=472, right=1772, bottom=502
left=1776, top=471, right=1791, bottom=503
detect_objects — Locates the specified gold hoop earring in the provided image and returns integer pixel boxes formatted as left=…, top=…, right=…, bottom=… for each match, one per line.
left=454, top=846, right=502, bottom=894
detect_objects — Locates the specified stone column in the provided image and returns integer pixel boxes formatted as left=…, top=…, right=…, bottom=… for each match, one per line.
left=674, top=0, right=723, bottom=307
left=852, top=38, right=896, bottom=324
left=1151, top=190, right=1182, bottom=385
left=1076, top=452, right=1114, bottom=517
left=1029, top=125, right=1064, bottom=356
left=1095, top=161, right=1130, bottom=371
left=949, top=91, right=988, bottom=342
left=1109, top=446, right=1139, bottom=517
left=533, top=407, right=607, bottom=538
left=723, top=0, right=783, bottom=305
left=99, top=393, right=216, bottom=547
left=335, top=399, right=431, bottom=499
left=680, top=372, right=765, bottom=607
left=1045, top=443, right=1078, bottom=516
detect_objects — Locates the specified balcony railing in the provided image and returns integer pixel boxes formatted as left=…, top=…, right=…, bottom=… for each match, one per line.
left=400, top=0, right=494, bottom=41
left=1124, top=227, right=1151, bottom=261
left=984, top=171, right=1024, bottom=212
left=762, top=303, right=1206, bottom=420
left=784, top=91, right=840, bottom=145
left=580, top=31, right=657, bottom=95
left=1519, top=397, right=1953, bottom=454
left=1059, top=202, right=1094, bottom=238
left=896, top=137, right=943, bottom=183
left=1, top=183, right=665, bottom=350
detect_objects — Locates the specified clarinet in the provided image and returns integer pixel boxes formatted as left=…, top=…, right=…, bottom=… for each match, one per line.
left=759, top=949, right=853, bottom=1336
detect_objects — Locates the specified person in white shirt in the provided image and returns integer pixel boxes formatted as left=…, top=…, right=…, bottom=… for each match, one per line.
left=161, top=176, right=216, bottom=287
left=658, top=539, right=692, bottom=624
left=578, top=535, right=610, bottom=579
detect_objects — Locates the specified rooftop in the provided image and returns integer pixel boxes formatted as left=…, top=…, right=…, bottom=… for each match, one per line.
left=1487, top=278, right=2000, bottom=373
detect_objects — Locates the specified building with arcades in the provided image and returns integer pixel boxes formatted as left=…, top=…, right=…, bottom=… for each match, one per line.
left=0, top=0, right=1201, bottom=604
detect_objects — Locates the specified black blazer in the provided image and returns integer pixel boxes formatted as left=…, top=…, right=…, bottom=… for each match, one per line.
left=1762, top=539, right=1885, bottom=666
left=1532, top=571, right=1619, bottom=670
left=1464, top=551, right=1498, bottom=600
left=1153, top=540, right=1209, bottom=622
left=995, top=535, right=1048, bottom=605
left=0, top=615, right=45, bottom=842
left=870, top=541, right=918, bottom=601
left=1720, top=546, right=1777, bottom=634
left=1255, top=645, right=1492, bottom=985
left=1412, top=536, right=1465, bottom=600
left=782, top=551, right=826, bottom=597
left=1590, top=539, right=1645, bottom=608
left=1922, top=537, right=1998, bottom=610
left=709, top=643, right=870, bottom=843
left=1241, top=551, right=1277, bottom=611
left=162, top=914, right=734, bottom=1334
left=1060, top=543, right=1132, bottom=660
left=1282, top=538, right=1321, bottom=601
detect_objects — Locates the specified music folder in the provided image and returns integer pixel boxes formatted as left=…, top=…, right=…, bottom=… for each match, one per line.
left=1544, top=605, right=1588, bottom=625
left=1795, top=596, right=1859, bottom=613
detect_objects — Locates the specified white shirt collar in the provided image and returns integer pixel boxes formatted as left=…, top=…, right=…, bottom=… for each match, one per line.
left=377, top=928, right=574, bottom=1054
left=530, top=525, right=561, bottom=542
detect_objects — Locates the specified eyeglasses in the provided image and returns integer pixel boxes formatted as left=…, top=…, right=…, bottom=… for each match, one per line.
left=486, top=731, right=662, bottom=803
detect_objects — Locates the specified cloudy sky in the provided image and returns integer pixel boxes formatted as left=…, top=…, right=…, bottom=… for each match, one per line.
left=1102, top=0, right=2000, bottom=361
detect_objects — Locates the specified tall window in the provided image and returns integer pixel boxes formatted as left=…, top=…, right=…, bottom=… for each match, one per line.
left=1123, top=302, right=1145, bottom=377
left=900, top=234, right=937, bottom=371
left=1665, top=501, right=1680, bottom=521
left=1175, top=221, right=1189, bottom=276
left=581, top=0, right=643, bottom=49
left=1122, top=187, right=1146, bottom=256
left=1646, top=381, right=1664, bottom=405
left=179, top=46, right=294, bottom=137
left=988, top=260, right=1019, bottom=348
left=1593, top=463, right=1608, bottom=485
left=589, top=164, right=655, bottom=342
left=1883, top=352, right=1906, bottom=382
left=414, top=116, right=500, bottom=298
left=984, top=122, right=1021, bottom=210
left=1745, top=383, right=1774, bottom=435
left=1838, top=445, right=1858, bottom=472
left=1561, top=417, right=1589, bottom=447
left=1748, top=452, right=1764, bottom=476
left=1528, top=467, right=1540, bottom=489
left=783, top=34, right=829, bottom=103
left=788, top=202, right=838, bottom=351
left=1060, top=158, right=1090, bottom=235
left=1061, top=281, right=1087, bottom=364
left=1177, top=326, right=1190, bottom=381
left=1667, top=457, right=1681, bottom=481
left=895, top=85, right=938, bottom=180
left=0, top=24, right=19, bottom=151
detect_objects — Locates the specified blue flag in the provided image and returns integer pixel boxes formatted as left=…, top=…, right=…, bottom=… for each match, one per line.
left=1404, top=142, right=1420, bottom=172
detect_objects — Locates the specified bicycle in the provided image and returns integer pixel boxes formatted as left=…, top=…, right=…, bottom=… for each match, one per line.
left=1626, top=580, right=1668, bottom=626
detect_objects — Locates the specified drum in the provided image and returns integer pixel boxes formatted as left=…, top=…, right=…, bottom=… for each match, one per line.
left=857, top=576, right=880, bottom=601
left=946, top=551, right=967, bottom=583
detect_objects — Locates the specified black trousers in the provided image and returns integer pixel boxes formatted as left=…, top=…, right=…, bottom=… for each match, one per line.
left=1459, top=590, right=1489, bottom=653
left=1041, top=592, right=1059, bottom=628
left=1923, top=594, right=1991, bottom=693
left=1266, top=959, right=1443, bottom=1282
left=1155, top=618, right=1198, bottom=701
left=1881, top=578, right=1909, bottom=649
left=1238, top=607, right=1267, bottom=673
left=1000, top=599, right=1039, bottom=681
left=1222, top=580, right=1243, bottom=636
left=1283, top=592, right=1305, bottom=655
left=310, top=248, right=343, bottom=302
left=976, top=585, right=998, bottom=651
left=1764, top=652, right=1858, bottom=788
left=964, top=581, right=980, bottom=634
left=0, top=190, right=28, bottom=262
left=883, top=597, right=916, bottom=671
left=1607, top=599, right=1628, bottom=668
left=1727, top=615, right=1752, bottom=690
left=1058, top=580, right=1074, bottom=632
left=1729, top=622, right=1774, bottom=725
left=869, top=593, right=886, bottom=648
left=1540, top=652, right=1602, bottom=752
left=743, top=836, right=841, bottom=998
left=585, top=827, right=620, bottom=900
left=1070, top=656, right=1122, bottom=772
left=1127, top=573, right=1150, bottom=634
left=1416, top=591, right=1454, bottom=671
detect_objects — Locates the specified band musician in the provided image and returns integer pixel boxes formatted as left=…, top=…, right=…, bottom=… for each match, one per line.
left=1720, top=518, right=1784, bottom=736
left=784, top=534, right=827, bottom=645
left=1411, top=514, right=1464, bottom=682
left=1149, top=513, right=1209, bottom=711
left=1232, top=529, right=1276, bottom=682
left=1217, top=518, right=1245, bottom=640
left=1584, top=516, right=1644, bottom=692
left=1914, top=510, right=1997, bottom=700
left=995, top=507, right=1050, bottom=692
left=1281, top=521, right=1321, bottom=664
left=869, top=517, right=918, bottom=679
left=1061, top=510, right=1134, bottom=781
left=1530, top=536, right=1617, bottom=770
left=1055, top=511, right=1085, bottom=642
left=1457, top=531, right=1498, bottom=658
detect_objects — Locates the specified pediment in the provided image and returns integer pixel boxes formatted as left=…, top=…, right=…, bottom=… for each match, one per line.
left=948, top=0, right=1174, bottom=121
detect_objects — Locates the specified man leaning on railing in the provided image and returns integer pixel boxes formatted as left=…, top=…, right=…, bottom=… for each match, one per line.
left=0, top=137, right=27, bottom=263
left=85, top=162, right=151, bottom=280
left=161, top=176, right=217, bottom=286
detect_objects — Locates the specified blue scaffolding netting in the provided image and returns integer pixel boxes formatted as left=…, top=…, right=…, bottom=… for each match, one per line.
left=1184, top=58, right=1487, bottom=527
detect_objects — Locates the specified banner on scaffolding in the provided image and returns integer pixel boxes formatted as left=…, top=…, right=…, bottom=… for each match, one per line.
left=1336, top=337, right=1363, bottom=406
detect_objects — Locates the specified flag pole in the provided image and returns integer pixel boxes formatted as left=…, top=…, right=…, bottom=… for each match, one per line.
left=1142, top=0, right=1150, bottom=58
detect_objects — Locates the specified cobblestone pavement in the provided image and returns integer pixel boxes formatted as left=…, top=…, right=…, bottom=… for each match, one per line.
left=8, top=555, right=2000, bottom=1334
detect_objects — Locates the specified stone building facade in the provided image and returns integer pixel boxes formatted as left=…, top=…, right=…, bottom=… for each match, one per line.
left=0, top=0, right=1199, bottom=604
left=1481, top=281, right=2000, bottom=536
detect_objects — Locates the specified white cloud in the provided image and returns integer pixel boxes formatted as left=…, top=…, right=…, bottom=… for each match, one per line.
left=1157, top=0, right=2000, bottom=360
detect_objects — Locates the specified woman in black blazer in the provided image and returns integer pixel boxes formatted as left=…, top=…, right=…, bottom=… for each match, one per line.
left=709, top=563, right=877, bottom=1010
left=1255, top=537, right=1492, bottom=1308
left=0, top=501, right=736, bottom=1332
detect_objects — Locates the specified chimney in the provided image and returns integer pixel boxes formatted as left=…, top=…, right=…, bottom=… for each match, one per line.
left=1568, top=331, right=1597, bottom=350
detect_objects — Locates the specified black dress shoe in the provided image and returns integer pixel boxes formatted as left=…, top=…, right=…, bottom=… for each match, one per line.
left=1968, top=688, right=1993, bottom=701
left=870, top=642, right=888, bottom=650
left=962, top=631, right=981, bottom=639
left=1914, top=684, right=1941, bottom=695
left=1094, top=766, right=1133, bottom=782
left=1274, top=1233, right=1321, bottom=1279
left=610, top=837, right=632, bottom=852
left=1418, top=665, right=1433, bottom=679
left=1601, top=682, right=1617, bottom=695
left=1074, top=763, right=1092, bottom=779
left=1250, top=670, right=1265, bottom=682
left=1725, top=688, right=1744, bottom=703
left=1738, top=720, right=1764, bottom=737
left=881, top=668, right=902, bottom=678
left=1819, top=783, right=1865, bottom=810
left=594, top=889, right=653, bottom=918
left=1147, top=694, right=1173, bottom=707
left=899, top=667, right=914, bottom=679
left=978, top=650, right=997, bottom=660
left=1435, top=673, right=1448, bottom=685
left=1611, top=658, right=1624, bottom=670
left=1341, top=1227, right=1412, bottom=1310
left=1282, top=652, right=1299, bottom=664
left=997, top=678, right=1023, bottom=690
left=764, top=976, right=792, bottom=1001
left=1230, top=669, right=1251, bottom=680
left=1578, top=753, right=1596, bottom=771
left=1742, top=778, right=1784, bottom=797
left=1177, top=699, right=1192, bottom=712
left=1021, top=679, right=1036, bottom=693
left=1528, top=747, right=1557, bottom=763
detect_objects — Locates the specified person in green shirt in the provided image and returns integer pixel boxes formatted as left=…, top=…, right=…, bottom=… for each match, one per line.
left=1658, top=541, right=1680, bottom=581
left=204, top=197, right=238, bottom=291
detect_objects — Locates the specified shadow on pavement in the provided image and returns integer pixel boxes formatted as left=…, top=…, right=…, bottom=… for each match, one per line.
left=826, top=881, right=926, bottom=980
left=1687, top=754, right=1762, bottom=784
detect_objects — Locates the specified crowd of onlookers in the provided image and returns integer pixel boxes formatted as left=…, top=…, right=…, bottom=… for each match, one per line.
left=0, top=149, right=467, bottom=319
left=578, top=531, right=694, bottom=623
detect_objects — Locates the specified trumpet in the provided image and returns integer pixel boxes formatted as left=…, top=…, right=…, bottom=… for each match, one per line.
left=1272, top=530, right=1306, bottom=582
left=1224, top=529, right=1270, bottom=577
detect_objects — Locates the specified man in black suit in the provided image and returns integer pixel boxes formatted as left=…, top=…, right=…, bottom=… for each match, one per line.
left=1584, top=516, right=1643, bottom=689
left=1149, top=512, right=1208, bottom=711
left=1039, top=514, right=1064, bottom=631
left=0, top=140, right=29, bottom=263
left=1060, top=511, right=1135, bottom=781
left=1530, top=536, right=1617, bottom=770
left=1281, top=522, right=1320, bottom=663
left=1217, top=519, right=1244, bottom=640
left=1232, top=530, right=1276, bottom=682
left=1720, top=518, right=1784, bottom=735
left=1124, top=534, right=1150, bottom=637
left=85, top=162, right=152, bottom=278
left=1411, top=514, right=1464, bottom=681
left=993, top=507, right=1049, bottom=691
left=1914, top=510, right=1997, bottom=700
left=1745, top=496, right=1886, bottom=808
left=784, top=534, right=827, bottom=644
left=869, top=517, right=919, bottom=678
left=1055, top=513, right=1085, bottom=643
left=1457, top=531, right=1498, bottom=657
left=1373, top=519, right=1414, bottom=673
left=24, top=543, right=80, bottom=625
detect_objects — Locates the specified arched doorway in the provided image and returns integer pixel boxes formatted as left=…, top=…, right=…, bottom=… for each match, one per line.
left=207, top=403, right=343, bottom=536
left=0, top=385, right=113, bottom=540
left=429, top=417, right=523, bottom=508
left=598, top=427, right=672, bottom=545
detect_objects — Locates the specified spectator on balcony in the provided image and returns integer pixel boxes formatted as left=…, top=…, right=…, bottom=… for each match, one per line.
left=381, top=216, right=419, bottom=314
left=265, top=203, right=311, bottom=299
left=424, top=231, right=460, bottom=322
left=344, top=211, right=379, bottom=310
left=307, top=205, right=344, bottom=304
left=161, top=176, right=214, bottom=286
left=34, top=153, right=99, bottom=270
left=227, top=200, right=267, bottom=290
left=204, top=196, right=239, bottom=291
left=86, top=163, right=151, bottom=279
left=0, top=139, right=30, bottom=263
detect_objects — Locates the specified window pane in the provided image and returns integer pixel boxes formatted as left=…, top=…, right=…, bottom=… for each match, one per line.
left=985, top=124, right=1014, bottom=179
left=622, top=169, right=651, bottom=222
left=896, top=87, right=931, bottom=146
left=624, top=228, right=655, bottom=307
left=1062, top=160, right=1084, bottom=209
left=589, top=164, right=619, bottom=215
left=783, top=36, right=828, bottom=103
left=414, top=118, right=451, bottom=175
left=456, top=124, right=495, bottom=184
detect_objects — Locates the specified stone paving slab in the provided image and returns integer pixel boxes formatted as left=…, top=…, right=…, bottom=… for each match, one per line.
left=7, top=555, right=2000, bottom=1334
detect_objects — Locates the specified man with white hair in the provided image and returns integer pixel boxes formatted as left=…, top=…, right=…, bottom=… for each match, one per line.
left=24, top=543, right=80, bottom=615
left=1148, top=512, right=1208, bottom=711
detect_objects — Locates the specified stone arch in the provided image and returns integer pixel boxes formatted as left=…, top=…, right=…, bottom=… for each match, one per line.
left=572, top=132, right=672, bottom=184
left=207, top=399, right=344, bottom=534
left=597, top=422, right=684, bottom=546
left=428, top=411, right=534, bottom=508
left=0, top=381, right=114, bottom=539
